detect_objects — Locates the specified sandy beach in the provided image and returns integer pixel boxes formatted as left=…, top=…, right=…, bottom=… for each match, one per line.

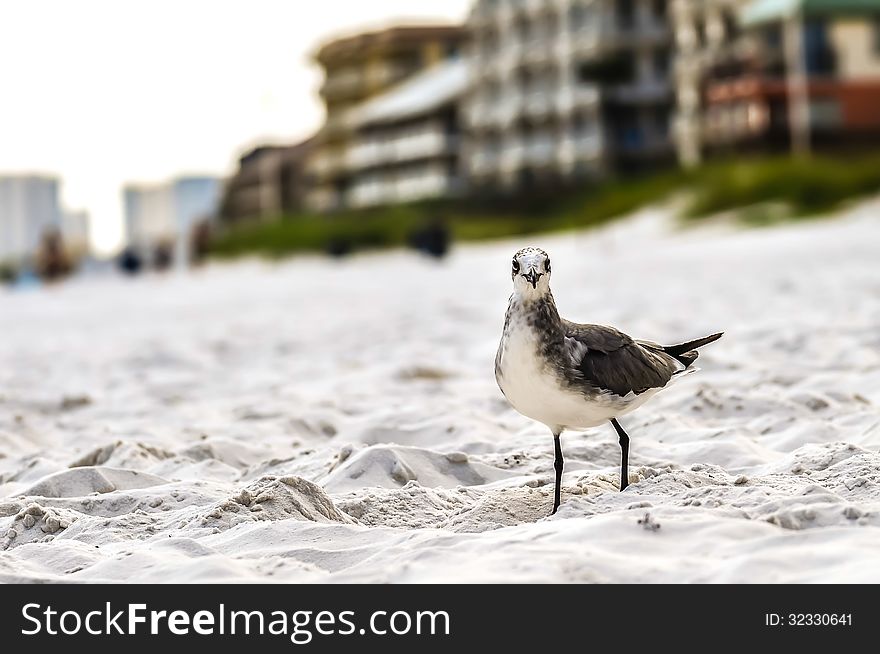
left=2, top=201, right=879, bottom=583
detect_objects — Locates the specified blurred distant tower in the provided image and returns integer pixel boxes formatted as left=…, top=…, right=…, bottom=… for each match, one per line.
left=306, top=25, right=466, bottom=212
left=124, top=183, right=174, bottom=260
left=464, top=0, right=675, bottom=193
left=673, top=0, right=880, bottom=165
left=0, top=174, right=61, bottom=267
left=124, top=176, right=220, bottom=269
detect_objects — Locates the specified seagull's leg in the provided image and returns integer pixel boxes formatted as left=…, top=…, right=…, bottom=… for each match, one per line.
left=610, top=418, right=629, bottom=492
left=551, top=431, right=564, bottom=515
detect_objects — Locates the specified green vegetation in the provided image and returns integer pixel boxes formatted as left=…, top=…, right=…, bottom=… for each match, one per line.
left=684, top=154, right=880, bottom=223
left=0, top=263, right=17, bottom=284
left=208, top=153, right=880, bottom=259
left=208, top=206, right=423, bottom=259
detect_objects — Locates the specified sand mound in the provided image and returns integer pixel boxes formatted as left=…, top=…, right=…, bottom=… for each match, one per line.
left=442, top=486, right=556, bottom=532
left=70, top=441, right=174, bottom=469
left=2, top=503, right=80, bottom=550
left=194, top=476, right=355, bottom=533
left=335, top=482, right=476, bottom=528
left=322, top=444, right=512, bottom=493
left=18, top=467, right=169, bottom=498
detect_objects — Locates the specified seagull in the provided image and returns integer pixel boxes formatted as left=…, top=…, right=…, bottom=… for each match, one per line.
left=495, top=247, right=723, bottom=515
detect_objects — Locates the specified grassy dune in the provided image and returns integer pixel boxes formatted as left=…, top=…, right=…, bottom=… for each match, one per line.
left=208, top=154, right=880, bottom=259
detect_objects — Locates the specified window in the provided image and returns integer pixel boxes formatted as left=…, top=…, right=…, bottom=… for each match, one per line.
left=652, top=0, right=668, bottom=21
left=653, top=47, right=671, bottom=77
left=569, top=3, right=592, bottom=32
left=722, top=10, right=740, bottom=41
left=616, top=0, right=635, bottom=29
left=804, top=21, right=836, bottom=75
left=694, top=17, right=706, bottom=48
left=577, top=55, right=635, bottom=84
left=810, top=99, right=842, bottom=129
left=653, top=107, right=671, bottom=136
left=763, top=25, right=782, bottom=50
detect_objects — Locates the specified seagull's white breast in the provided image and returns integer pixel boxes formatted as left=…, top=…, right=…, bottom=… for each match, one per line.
left=496, top=315, right=626, bottom=431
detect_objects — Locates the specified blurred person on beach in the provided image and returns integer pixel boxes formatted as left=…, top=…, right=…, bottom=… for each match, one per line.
left=35, top=228, right=72, bottom=282
left=0, top=263, right=15, bottom=285
left=325, top=237, right=352, bottom=258
left=409, top=214, right=451, bottom=259
left=118, top=247, right=143, bottom=276
left=190, top=220, right=212, bottom=267
left=154, top=240, right=173, bottom=271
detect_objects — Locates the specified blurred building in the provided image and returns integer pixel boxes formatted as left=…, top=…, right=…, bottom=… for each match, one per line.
left=60, top=209, right=91, bottom=259
left=673, top=0, right=880, bottom=164
left=124, top=176, right=221, bottom=267
left=464, top=0, right=675, bottom=191
left=220, top=138, right=314, bottom=223
left=0, top=174, right=61, bottom=266
left=671, top=0, right=750, bottom=166
left=345, top=59, right=468, bottom=208
left=306, top=25, right=465, bottom=211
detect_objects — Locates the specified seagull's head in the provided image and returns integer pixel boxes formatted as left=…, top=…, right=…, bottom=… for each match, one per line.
left=511, top=247, right=551, bottom=295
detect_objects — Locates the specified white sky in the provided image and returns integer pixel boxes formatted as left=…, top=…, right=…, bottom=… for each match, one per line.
left=0, top=0, right=471, bottom=255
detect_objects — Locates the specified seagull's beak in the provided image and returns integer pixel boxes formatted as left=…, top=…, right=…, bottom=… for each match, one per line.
left=522, top=269, right=542, bottom=289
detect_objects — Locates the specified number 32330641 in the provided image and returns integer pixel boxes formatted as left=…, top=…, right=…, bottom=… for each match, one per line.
left=765, top=614, right=853, bottom=627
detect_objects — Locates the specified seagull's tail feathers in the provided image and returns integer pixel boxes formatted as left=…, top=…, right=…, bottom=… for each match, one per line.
left=664, top=332, right=724, bottom=368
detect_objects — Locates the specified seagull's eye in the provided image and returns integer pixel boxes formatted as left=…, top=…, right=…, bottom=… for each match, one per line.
left=545, top=259, right=551, bottom=273
left=512, top=259, right=520, bottom=274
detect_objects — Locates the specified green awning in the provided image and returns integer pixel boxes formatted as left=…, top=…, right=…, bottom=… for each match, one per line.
left=742, top=0, right=880, bottom=26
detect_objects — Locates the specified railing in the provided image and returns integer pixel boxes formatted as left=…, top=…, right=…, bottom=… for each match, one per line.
left=603, top=79, right=672, bottom=104
left=347, top=170, right=460, bottom=208
left=320, top=71, right=366, bottom=99
left=346, top=129, right=458, bottom=170
left=306, top=149, right=348, bottom=178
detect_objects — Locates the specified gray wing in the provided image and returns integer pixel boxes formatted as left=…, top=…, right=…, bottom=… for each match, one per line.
left=563, top=322, right=680, bottom=397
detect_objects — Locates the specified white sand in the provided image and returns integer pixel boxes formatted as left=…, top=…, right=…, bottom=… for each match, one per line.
left=2, top=200, right=879, bottom=583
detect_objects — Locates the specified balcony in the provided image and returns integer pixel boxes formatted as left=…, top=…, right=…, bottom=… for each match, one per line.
left=522, top=88, right=556, bottom=118
left=347, top=168, right=460, bottom=208
left=498, top=143, right=526, bottom=173
left=603, top=79, right=672, bottom=105
left=571, top=85, right=602, bottom=109
left=570, top=18, right=670, bottom=59
left=320, top=71, right=367, bottom=102
left=570, top=131, right=602, bottom=160
left=525, top=135, right=557, bottom=166
left=346, top=128, right=458, bottom=171
left=704, top=75, right=788, bottom=105
left=306, top=148, right=348, bottom=180
left=520, top=38, right=558, bottom=67
left=468, top=148, right=501, bottom=176
left=610, top=128, right=671, bottom=156
left=614, top=21, right=671, bottom=48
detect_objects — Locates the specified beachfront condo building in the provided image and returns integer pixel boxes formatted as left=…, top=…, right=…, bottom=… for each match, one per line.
left=671, top=0, right=752, bottom=166
left=672, top=0, right=880, bottom=165
left=220, top=139, right=314, bottom=223
left=0, top=174, right=62, bottom=266
left=306, top=25, right=465, bottom=212
left=344, top=59, right=468, bottom=208
left=463, top=0, right=675, bottom=192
